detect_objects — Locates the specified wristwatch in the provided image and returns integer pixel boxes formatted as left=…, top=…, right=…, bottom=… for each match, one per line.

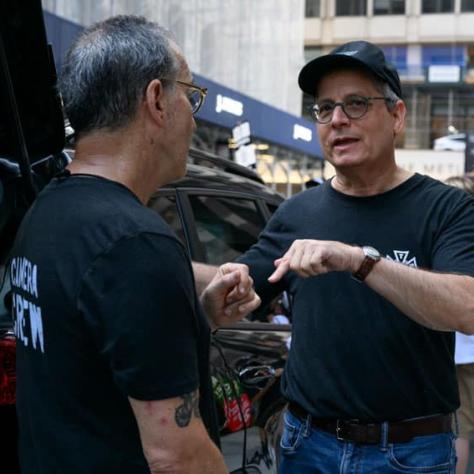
left=352, top=246, right=381, bottom=282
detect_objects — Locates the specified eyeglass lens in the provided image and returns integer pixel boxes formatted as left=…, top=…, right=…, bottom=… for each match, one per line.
left=315, top=96, right=369, bottom=123
left=188, top=89, right=202, bottom=113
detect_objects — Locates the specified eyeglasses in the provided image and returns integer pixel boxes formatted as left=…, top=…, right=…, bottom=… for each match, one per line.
left=176, top=80, right=208, bottom=114
left=310, top=95, right=395, bottom=124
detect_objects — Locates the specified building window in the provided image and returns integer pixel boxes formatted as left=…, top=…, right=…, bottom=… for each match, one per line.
left=305, top=0, right=320, bottom=17
left=336, top=0, right=367, bottom=16
left=304, top=47, right=323, bottom=64
left=373, top=0, right=405, bottom=15
left=422, top=0, right=454, bottom=13
left=381, top=46, right=407, bottom=74
left=461, top=0, right=474, bottom=12
left=422, top=45, right=465, bottom=67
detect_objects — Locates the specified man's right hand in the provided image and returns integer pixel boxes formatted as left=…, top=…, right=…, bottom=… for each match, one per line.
left=200, top=262, right=261, bottom=329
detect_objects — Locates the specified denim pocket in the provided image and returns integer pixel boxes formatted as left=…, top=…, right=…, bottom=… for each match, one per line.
left=279, top=411, right=305, bottom=452
left=387, top=432, right=455, bottom=473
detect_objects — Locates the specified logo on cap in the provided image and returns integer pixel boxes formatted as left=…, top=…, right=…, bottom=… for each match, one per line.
left=336, top=51, right=358, bottom=56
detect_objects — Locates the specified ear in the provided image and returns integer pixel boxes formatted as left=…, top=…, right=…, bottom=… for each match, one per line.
left=144, top=79, right=167, bottom=125
left=392, top=99, right=406, bottom=137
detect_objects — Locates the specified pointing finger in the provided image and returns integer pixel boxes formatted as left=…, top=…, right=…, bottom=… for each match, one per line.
left=268, top=258, right=290, bottom=283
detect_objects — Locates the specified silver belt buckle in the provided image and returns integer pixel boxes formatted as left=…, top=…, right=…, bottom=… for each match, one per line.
left=336, top=419, right=346, bottom=441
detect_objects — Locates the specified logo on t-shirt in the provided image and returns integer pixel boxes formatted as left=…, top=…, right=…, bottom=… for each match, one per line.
left=10, top=257, right=45, bottom=353
left=386, top=250, right=418, bottom=268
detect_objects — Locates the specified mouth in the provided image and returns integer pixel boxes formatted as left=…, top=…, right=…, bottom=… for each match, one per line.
left=331, top=136, right=360, bottom=149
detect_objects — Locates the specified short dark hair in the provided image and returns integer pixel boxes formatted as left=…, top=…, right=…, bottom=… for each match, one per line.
left=59, top=15, right=180, bottom=138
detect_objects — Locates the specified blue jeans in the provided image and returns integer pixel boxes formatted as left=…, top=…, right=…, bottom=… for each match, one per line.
left=279, top=410, right=456, bottom=473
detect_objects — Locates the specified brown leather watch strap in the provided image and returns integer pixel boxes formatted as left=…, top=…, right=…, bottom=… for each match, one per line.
left=352, top=246, right=381, bottom=282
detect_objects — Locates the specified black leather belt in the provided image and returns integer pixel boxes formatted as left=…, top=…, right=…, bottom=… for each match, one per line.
left=288, top=401, right=453, bottom=444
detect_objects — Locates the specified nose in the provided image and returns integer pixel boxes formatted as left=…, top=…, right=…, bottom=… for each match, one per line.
left=330, top=104, right=350, bottom=127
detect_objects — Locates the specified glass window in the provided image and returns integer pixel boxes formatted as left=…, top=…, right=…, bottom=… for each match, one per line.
left=336, top=0, right=367, bottom=15
left=148, top=194, right=186, bottom=246
left=305, top=0, right=320, bottom=17
left=266, top=203, right=281, bottom=216
left=422, top=0, right=454, bottom=13
left=188, top=195, right=266, bottom=265
left=422, top=45, right=466, bottom=67
left=381, top=45, right=407, bottom=74
left=374, top=0, right=405, bottom=14
left=304, top=46, right=323, bottom=64
left=0, top=266, right=12, bottom=331
left=461, top=0, right=474, bottom=11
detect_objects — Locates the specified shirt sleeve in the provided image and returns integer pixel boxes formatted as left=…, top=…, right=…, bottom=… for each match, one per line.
left=78, top=232, right=200, bottom=401
left=432, top=191, right=474, bottom=277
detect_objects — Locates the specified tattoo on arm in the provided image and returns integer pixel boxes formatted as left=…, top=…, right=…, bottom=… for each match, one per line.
left=174, top=391, right=201, bottom=427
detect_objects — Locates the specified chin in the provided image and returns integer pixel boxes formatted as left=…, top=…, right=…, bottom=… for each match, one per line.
left=328, top=154, right=363, bottom=169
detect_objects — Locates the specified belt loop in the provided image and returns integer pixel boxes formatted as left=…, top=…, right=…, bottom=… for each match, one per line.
left=303, top=413, right=312, bottom=437
left=453, top=412, right=459, bottom=437
left=380, top=421, right=389, bottom=451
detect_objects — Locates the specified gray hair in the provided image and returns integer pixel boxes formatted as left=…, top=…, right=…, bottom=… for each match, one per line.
left=59, top=15, right=180, bottom=138
left=376, top=81, right=401, bottom=111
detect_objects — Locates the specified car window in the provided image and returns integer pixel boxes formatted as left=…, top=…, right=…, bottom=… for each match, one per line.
left=266, top=203, right=280, bottom=216
left=188, top=195, right=266, bottom=265
left=147, top=194, right=186, bottom=246
left=0, top=266, right=12, bottom=331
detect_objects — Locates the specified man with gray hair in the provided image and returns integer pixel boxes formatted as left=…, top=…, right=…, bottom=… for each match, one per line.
left=195, top=40, right=474, bottom=472
left=9, top=15, right=258, bottom=474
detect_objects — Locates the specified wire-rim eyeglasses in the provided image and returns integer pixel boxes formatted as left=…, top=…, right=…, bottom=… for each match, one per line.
left=176, top=80, right=208, bottom=115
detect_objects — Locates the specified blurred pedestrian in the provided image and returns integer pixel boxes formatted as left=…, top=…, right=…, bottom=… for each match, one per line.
left=9, top=15, right=258, bottom=474
left=194, top=41, right=474, bottom=472
left=446, top=174, right=474, bottom=474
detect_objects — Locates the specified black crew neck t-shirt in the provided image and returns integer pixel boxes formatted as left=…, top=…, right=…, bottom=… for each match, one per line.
left=239, top=173, right=474, bottom=421
left=10, top=175, right=217, bottom=473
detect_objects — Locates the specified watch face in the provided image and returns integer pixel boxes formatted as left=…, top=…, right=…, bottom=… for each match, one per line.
left=364, top=246, right=381, bottom=260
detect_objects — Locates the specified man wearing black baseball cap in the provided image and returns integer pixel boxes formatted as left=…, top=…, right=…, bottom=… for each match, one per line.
left=298, top=40, right=403, bottom=98
left=194, top=40, right=474, bottom=472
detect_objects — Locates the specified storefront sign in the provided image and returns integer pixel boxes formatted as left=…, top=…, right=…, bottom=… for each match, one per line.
left=293, top=124, right=312, bottom=142
left=427, top=65, right=461, bottom=83
left=216, top=94, right=244, bottom=116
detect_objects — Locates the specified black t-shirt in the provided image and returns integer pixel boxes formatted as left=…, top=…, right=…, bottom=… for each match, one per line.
left=9, top=175, right=217, bottom=473
left=238, top=173, right=474, bottom=421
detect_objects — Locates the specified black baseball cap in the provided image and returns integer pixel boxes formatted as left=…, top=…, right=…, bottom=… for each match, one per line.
left=298, top=40, right=402, bottom=98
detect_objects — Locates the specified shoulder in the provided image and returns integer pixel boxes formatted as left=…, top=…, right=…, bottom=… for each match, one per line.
left=413, top=174, right=473, bottom=207
left=81, top=231, right=192, bottom=295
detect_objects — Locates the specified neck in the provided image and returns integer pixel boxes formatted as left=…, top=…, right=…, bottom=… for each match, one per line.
left=67, top=126, right=159, bottom=204
left=331, top=162, right=413, bottom=196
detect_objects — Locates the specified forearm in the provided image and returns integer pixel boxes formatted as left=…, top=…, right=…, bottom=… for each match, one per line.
left=147, top=437, right=227, bottom=474
left=192, top=262, right=218, bottom=296
left=269, top=239, right=474, bottom=333
left=131, top=393, right=227, bottom=474
left=366, top=258, right=474, bottom=333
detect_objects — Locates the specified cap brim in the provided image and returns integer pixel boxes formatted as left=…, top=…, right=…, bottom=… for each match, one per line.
left=298, top=55, right=381, bottom=97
